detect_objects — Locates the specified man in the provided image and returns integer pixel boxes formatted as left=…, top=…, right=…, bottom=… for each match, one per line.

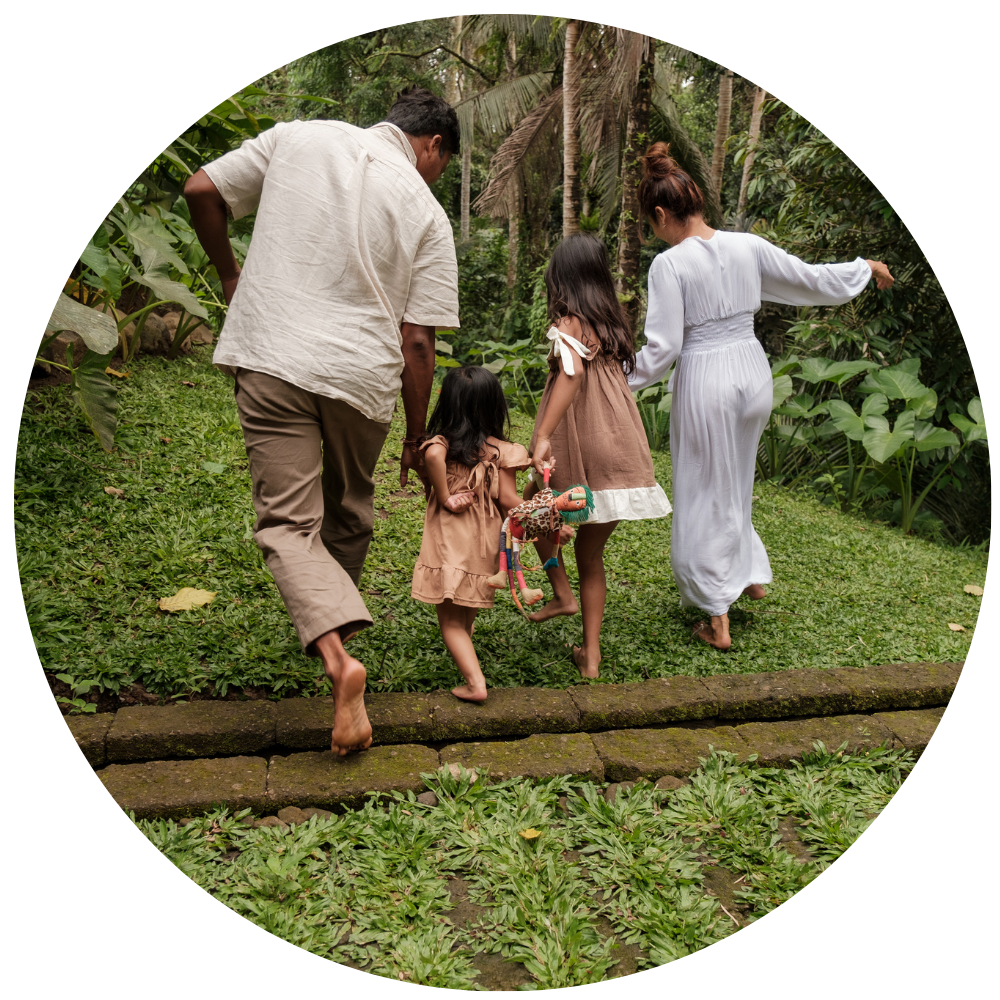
left=184, top=87, right=460, bottom=755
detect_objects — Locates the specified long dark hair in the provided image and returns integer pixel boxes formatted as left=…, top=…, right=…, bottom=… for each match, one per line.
left=426, top=365, right=510, bottom=467
left=544, top=233, right=636, bottom=376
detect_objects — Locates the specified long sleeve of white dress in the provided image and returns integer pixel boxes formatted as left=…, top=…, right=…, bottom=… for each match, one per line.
left=754, top=237, right=872, bottom=306
left=629, top=255, right=684, bottom=392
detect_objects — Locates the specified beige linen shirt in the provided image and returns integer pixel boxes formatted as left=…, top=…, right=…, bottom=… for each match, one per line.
left=204, top=120, right=460, bottom=423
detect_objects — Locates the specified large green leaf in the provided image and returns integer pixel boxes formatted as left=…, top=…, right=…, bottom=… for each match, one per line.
left=862, top=408, right=916, bottom=463
left=858, top=364, right=927, bottom=400
left=797, top=358, right=878, bottom=386
left=906, top=388, right=938, bottom=420
left=949, top=397, right=987, bottom=442
left=112, top=209, right=189, bottom=275
left=775, top=393, right=825, bottom=419
left=129, top=261, right=208, bottom=319
left=46, top=294, right=119, bottom=355
left=861, top=393, right=889, bottom=419
left=826, top=399, right=864, bottom=441
left=771, top=374, right=794, bottom=410
left=912, top=421, right=959, bottom=453
left=70, top=349, right=118, bottom=451
left=770, top=355, right=800, bottom=377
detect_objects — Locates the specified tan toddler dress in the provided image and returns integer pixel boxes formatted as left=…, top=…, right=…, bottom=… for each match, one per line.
left=528, top=325, right=672, bottom=524
left=411, top=435, right=531, bottom=608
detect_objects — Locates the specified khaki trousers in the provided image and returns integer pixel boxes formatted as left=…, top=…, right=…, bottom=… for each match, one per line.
left=233, top=369, right=391, bottom=653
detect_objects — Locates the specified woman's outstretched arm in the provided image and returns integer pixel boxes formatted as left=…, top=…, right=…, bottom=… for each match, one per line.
left=629, top=255, right=684, bottom=392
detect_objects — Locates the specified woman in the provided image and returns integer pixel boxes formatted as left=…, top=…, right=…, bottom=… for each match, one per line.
left=629, top=142, right=893, bottom=650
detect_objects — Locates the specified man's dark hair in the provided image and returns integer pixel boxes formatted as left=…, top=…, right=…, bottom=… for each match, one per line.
left=385, top=86, right=460, bottom=156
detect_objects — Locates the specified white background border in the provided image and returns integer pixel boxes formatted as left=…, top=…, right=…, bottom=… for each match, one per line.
left=3, top=3, right=995, bottom=996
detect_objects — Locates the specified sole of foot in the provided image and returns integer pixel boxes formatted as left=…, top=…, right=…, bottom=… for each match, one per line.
left=572, top=645, right=600, bottom=680
left=692, top=622, right=732, bottom=651
left=451, top=684, right=488, bottom=702
left=527, top=599, right=579, bottom=623
left=327, top=656, right=373, bottom=755
left=742, top=584, right=766, bottom=600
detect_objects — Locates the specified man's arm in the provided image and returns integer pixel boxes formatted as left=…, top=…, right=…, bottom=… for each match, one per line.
left=399, top=322, right=436, bottom=489
left=185, top=169, right=242, bottom=305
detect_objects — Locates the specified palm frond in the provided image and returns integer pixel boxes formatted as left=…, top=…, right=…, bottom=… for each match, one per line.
left=454, top=71, right=553, bottom=148
left=460, top=14, right=561, bottom=50
left=475, top=86, right=564, bottom=219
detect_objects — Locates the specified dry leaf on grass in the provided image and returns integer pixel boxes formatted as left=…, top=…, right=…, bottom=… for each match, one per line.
left=180, top=381, right=196, bottom=387
left=947, top=623, right=967, bottom=632
left=518, top=828, right=542, bottom=840
left=105, top=367, right=129, bottom=378
left=964, top=584, right=984, bottom=596
left=104, top=486, right=124, bottom=498
left=159, top=587, right=217, bottom=612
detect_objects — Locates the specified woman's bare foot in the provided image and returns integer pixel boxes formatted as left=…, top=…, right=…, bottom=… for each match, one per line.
left=572, top=645, right=600, bottom=679
left=742, top=584, right=766, bottom=600
left=528, top=596, right=579, bottom=622
left=451, top=683, right=488, bottom=702
left=692, top=614, right=732, bottom=651
left=316, top=631, right=373, bottom=755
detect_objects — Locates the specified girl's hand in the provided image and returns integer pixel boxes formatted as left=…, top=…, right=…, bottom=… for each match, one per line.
left=532, top=439, right=553, bottom=477
left=866, top=259, right=895, bottom=290
left=444, top=490, right=475, bottom=513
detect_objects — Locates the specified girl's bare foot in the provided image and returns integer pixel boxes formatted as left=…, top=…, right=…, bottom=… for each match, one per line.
left=528, top=596, right=579, bottom=622
left=572, top=645, right=600, bottom=679
left=692, top=614, right=732, bottom=651
left=451, top=684, right=488, bottom=702
left=742, top=584, right=766, bottom=600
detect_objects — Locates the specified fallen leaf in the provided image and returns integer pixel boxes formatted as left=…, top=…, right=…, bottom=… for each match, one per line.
left=159, top=588, right=217, bottom=612
left=105, top=367, right=129, bottom=378
left=104, top=486, right=124, bottom=498
left=160, top=437, right=172, bottom=444
left=947, top=623, right=967, bottom=632
left=201, top=461, right=226, bottom=474
left=180, top=381, right=196, bottom=387
left=518, top=828, right=542, bottom=840
left=964, top=584, right=984, bottom=596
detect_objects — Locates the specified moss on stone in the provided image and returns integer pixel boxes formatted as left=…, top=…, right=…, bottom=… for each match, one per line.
left=702, top=669, right=856, bottom=721
left=735, top=714, right=894, bottom=766
left=831, top=662, right=962, bottom=711
left=873, top=707, right=946, bottom=754
left=440, top=733, right=603, bottom=782
left=65, top=713, right=114, bottom=768
left=591, top=726, right=748, bottom=782
left=429, top=687, right=580, bottom=741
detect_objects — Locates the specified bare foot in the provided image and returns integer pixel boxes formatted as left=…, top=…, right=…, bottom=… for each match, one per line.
left=451, top=684, right=488, bottom=702
left=528, top=597, right=579, bottom=622
left=572, top=645, right=600, bottom=679
left=742, top=584, right=766, bottom=600
left=692, top=614, right=732, bottom=651
left=317, top=633, right=373, bottom=755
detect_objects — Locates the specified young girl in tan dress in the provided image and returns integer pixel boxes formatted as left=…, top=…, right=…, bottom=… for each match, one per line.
left=411, top=366, right=530, bottom=702
left=528, top=233, right=672, bottom=678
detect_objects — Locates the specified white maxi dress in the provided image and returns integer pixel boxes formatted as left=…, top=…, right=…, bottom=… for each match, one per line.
left=628, top=231, right=872, bottom=617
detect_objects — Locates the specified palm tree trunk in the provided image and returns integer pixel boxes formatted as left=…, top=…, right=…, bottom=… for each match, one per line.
left=616, top=39, right=655, bottom=329
left=507, top=178, right=520, bottom=294
left=737, top=86, right=766, bottom=216
left=461, top=139, right=472, bottom=242
left=445, top=15, right=463, bottom=107
left=710, top=69, right=733, bottom=211
left=562, top=19, right=582, bottom=238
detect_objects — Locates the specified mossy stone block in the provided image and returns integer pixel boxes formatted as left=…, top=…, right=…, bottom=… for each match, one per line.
left=735, top=713, right=895, bottom=766
left=829, top=662, right=962, bottom=711
left=873, top=707, right=946, bottom=754
left=266, top=744, right=440, bottom=811
left=106, top=702, right=277, bottom=762
left=590, top=726, right=747, bottom=782
left=429, top=687, right=580, bottom=741
left=99, top=755, right=268, bottom=819
left=701, top=669, right=855, bottom=720
left=440, top=733, right=603, bottom=782
left=570, top=676, right=718, bottom=730
left=65, top=713, right=114, bottom=768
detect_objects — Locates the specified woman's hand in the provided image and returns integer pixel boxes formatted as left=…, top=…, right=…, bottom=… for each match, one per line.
left=531, top=439, right=554, bottom=477
left=444, top=490, right=475, bottom=513
left=866, top=259, right=895, bottom=290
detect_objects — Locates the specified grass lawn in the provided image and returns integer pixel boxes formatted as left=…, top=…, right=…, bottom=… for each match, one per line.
left=16, top=347, right=985, bottom=705
left=140, top=746, right=914, bottom=988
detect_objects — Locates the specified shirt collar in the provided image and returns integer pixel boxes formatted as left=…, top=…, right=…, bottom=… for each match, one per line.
left=368, top=121, right=418, bottom=167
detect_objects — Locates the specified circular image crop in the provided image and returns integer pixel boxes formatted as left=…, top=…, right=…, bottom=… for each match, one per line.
left=17, top=14, right=987, bottom=989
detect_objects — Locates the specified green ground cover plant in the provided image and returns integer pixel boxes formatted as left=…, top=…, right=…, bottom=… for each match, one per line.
left=17, top=348, right=983, bottom=705
left=139, top=745, right=914, bottom=988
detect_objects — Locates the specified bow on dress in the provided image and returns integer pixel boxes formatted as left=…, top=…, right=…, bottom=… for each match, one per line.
left=464, top=455, right=501, bottom=556
left=546, top=324, right=593, bottom=376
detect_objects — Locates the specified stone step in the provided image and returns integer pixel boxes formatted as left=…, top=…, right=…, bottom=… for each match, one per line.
left=98, top=707, right=948, bottom=819
left=70, top=661, right=962, bottom=767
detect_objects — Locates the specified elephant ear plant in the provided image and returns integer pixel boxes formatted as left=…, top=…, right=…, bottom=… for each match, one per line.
left=39, top=294, right=122, bottom=451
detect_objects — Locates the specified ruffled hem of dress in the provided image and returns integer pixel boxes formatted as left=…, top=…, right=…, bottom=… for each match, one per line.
left=411, top=563, right=497, bottom=608
left=588, top=483, right=672, bottom=524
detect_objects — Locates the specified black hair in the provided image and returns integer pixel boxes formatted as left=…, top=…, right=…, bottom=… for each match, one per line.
left=639, top=141, right=705, bottom=224
left=426, top=366, right=510, bottom=468
left=544, top=233, right=636, bottom=376
left=384, top=86, right=460, bottom=156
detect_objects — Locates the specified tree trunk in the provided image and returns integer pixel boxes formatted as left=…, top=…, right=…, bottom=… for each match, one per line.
left=507, top=178, right=520, bottom=294
left=710, top=69, right=733, bottom=212
left=616, top=39, right=655, bottom=330
left=459, top=24, right=472, bottom=242
left=737, top=86, right=767, bottom=217
left=445, top=15, right=463, bottom=107
left=562, top=19, right=582, bottom=239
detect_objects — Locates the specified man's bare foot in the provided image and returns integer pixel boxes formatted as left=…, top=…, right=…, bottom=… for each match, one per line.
left=572, top=645, right=600, bottom=679
left=692, top=615, right=732, bottom=651
left=742, top=584, right=766, bottom=600
left=451, top=684, right=488, bottom=702
left=528, top=597, right=579, bottom=622
left=317, top=631, right=373, bottom=755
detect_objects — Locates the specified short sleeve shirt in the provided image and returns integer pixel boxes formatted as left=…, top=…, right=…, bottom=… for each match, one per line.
left=203, top=120, right=460, bottom=423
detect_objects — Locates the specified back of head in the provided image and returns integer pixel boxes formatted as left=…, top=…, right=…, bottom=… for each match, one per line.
left=544, top=233, right=636, bottom=375
left=427, top=365, right=509, bottom=467
left=384, top=86, right=460, bottom=156
left=638, top=141, right=704, bottom=224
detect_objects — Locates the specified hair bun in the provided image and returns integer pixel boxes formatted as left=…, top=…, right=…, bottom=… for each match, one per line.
left=640, top=141, right=679, bottom=180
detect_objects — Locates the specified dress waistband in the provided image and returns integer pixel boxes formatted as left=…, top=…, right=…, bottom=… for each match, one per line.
left=681, top=312, right=757, bottom=354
